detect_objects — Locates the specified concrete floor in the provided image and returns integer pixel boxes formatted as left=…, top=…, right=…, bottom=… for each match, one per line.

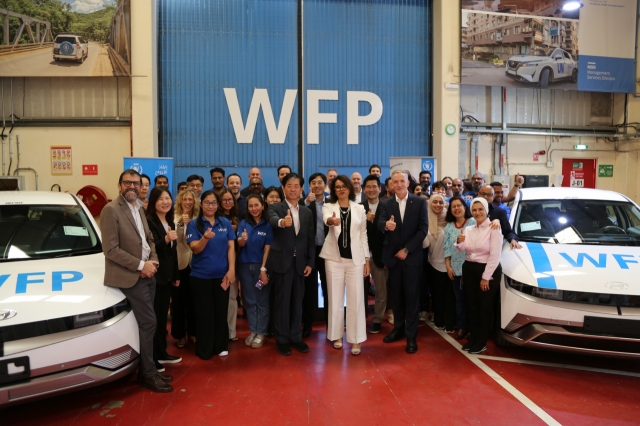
left=5, top=303, right=640, bottom=425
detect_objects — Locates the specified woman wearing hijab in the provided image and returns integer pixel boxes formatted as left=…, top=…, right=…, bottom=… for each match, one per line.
left=423, top=193, right=455, bottom=333
left=455, top=197, right=503, bottom=354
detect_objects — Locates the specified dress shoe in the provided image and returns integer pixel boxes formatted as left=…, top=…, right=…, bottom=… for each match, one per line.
left=302, top=326, right=311, bottom=337
left=276, top=342, right=292, bottom=356
left=158, top=355, right=182, bottom=364
left=455, top=329, right=468, bottom=340
left=406, top=338, right=418, bottom=354
left=291, top=340, right=310, bottom=353
left=383, top=329, right=406, bottom=343
left=369, top=322, right=382, bottom=334
left=140, top=374, right=173, bottom=393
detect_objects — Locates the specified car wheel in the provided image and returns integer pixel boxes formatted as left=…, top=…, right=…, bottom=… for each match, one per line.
left=493, top=297, right=514, bottom=347
left=54, top=57, right=59, bottom=62
left=571, top=68, right=578, bottom=83
left=539, top=68, right=550, bottom=89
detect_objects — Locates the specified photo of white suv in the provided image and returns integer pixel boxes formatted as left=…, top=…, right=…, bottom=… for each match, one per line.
left=52, top=34, right=89, bottom=63
left=0, top=192, right=139, bottom=406
left=505, top=48, right=578, bottom=89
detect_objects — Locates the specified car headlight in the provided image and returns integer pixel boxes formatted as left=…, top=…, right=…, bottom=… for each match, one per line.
left=504, top=274, right=563, bottom=301
left=519, top=63, right=538, bottom=67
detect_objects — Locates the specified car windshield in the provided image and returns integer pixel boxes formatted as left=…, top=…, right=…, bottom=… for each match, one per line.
left=55, top=36, right=76, bottom=43
left=514, top=199, right=640, bottom=246
left=0, top=203, right=101, bottom=261
left=530, top=48, right=552, bottom=57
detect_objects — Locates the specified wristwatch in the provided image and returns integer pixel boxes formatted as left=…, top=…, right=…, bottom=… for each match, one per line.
left=403, top=248, right=409, bottom=254
left=260, top=267, right=267, bottom=272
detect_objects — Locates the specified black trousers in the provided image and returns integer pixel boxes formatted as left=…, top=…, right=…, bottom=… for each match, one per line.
left=302, top=248, right=327, bottom=329
left=171, top=266, right=196, bottom=340
left=191, top=276, right=229, bottom=359
left=389, top=260, right=422, bottom=339
left=429, top=262, right=456, bottom=331
left=271, top=267, right=305, bottom=345
left=153, top=282, right=172, bottom=361
left=462, top=261, right=502, bottom=348
left=120, top=276, right=156, bottom=378
left=419, top=257, right=431, bottom=312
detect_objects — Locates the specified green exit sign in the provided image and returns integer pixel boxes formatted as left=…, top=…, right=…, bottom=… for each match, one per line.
left=598, top=165, right=614, bottom=177
left=572, top=162, right=583, bottom=169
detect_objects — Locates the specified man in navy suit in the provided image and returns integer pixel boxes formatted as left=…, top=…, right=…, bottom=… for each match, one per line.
left=377, top=170, right=428, bottom=353
left=267, top=173, right=315, bottom=356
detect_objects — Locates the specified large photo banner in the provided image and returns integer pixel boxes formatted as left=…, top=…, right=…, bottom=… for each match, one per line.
left=461, top=0, right=637, bottom=93
left=578, top=0, right=637, bottom=93
left=124, top=157, right=174, bottom=194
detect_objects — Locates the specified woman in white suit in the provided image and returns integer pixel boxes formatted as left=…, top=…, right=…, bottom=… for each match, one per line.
left=321, top=175, right=370, bottom=356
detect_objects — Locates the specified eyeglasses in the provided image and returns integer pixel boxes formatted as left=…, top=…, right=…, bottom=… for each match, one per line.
left=121, top=180, right=141, bottom=188
left=188, top=183, right=203, bottom=188
left=221, top=198, right=234, bottom=203
left=202, top=201, right=218, bottom=207
left=479, top=192, right=493, bottom=196
left=452, top=184, right=463, bottom=187
left=334, top=186, right=347, bottom=191
left=250, top=182, right=263, bottom=186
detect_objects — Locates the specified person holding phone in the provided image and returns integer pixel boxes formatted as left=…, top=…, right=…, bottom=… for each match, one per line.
left=237, top=194, right=273, bottom=349
left=187, top=190, right=236, bottom=359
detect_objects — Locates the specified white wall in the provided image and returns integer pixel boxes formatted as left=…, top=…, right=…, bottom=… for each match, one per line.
left=6, top=127, right=131, bottom=200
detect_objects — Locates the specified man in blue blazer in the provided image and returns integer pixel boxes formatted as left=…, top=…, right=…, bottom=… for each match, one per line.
left=377, top=170, right=428, bottom=353
left=267, top=173, right=315, bottom=356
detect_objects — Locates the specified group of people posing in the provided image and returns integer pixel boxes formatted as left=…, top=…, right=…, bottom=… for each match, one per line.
left=101, top=165, right=524, bottom=393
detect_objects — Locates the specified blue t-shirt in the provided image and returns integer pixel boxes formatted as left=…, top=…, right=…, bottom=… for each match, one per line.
left=237, top=219, right=274, bottom=264
left=186, top=216, right=236, bottom=279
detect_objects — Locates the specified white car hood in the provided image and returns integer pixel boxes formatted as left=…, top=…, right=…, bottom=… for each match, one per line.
left=502, top=242, right=640, bottom=295
left=0, top=253, right=125, bottom=327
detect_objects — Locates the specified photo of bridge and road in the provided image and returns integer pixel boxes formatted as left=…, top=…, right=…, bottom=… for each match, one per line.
left=0, top=0, right=130, bottom=77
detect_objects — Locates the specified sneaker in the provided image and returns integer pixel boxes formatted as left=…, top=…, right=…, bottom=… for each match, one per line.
left=155, top=360, right=165, bottom=373
left=434, top=325, right=444, bottom=330
left=218, top=351, right=229, bottom=357
left=461, top=341, right=474, bottom=351
left=419, top=311, right=428, bottom=322
left=251, top=335, right=266, bottom=348
left=468, top=345, right=487, bottom=354
left=369, top=322, right=382, bottom=334
left=158, top=355, right=182, bottom=364
left=245, top=333, right=257, bottom=346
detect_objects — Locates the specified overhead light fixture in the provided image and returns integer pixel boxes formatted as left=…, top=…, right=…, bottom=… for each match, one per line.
left=574, top=144, right=588, bottom=150
left=562, top=1, right=583, bottom=11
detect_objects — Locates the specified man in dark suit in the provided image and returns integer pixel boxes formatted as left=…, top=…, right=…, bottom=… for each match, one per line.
left=361, top=174, right=387, bottom=334
left=301, top=172, right=329, bottom=336
left=267, top=173, right=315, bottom=356
left=100, top=169, right=172, bottom=392
left=377, top=170, right=428, bottom=353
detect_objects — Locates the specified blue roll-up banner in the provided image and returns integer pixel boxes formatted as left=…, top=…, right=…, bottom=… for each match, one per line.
left=578, top=0, right=637, bottom=93
left=123, top=157, right=174, bottom=193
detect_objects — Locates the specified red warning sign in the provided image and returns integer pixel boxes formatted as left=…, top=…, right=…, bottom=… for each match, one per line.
left=82, top=164, right=98, bottom=175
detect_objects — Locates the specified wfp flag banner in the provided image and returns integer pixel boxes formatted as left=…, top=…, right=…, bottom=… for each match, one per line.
left=578, top=0, right=637, bottom=93
left=123, top=157, right=174, bottom=192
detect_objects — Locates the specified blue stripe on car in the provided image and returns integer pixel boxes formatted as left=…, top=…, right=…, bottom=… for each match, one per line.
left=527, top=242, right=557, bottom=289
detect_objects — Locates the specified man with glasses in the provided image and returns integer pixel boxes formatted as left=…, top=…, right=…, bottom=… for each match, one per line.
left=464, top=173, right=485, bottom=198
left=490, top=181, right=511, bottom=217
left=241, top=167, right=262, bottom=197
left=186, top=174, right=204, bottom=198
left=248, top=177, right=264, bottom=196
left=100, top=170, right=172, bottom=392
left=478, top=185, right=521, bottom=250
left=368, top=164, right=386, bottom=195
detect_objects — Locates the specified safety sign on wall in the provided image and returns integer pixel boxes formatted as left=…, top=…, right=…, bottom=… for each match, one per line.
left=51, top=146, right=72, bottom=176
left=598, top=165, right=614, bottom=178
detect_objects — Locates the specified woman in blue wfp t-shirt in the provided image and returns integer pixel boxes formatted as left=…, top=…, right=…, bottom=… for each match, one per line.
left=236, top=194, right=273, bottom=349
left=186, top=190, right=236, bottom=360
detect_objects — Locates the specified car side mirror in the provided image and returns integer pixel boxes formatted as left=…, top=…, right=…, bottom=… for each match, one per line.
left=554, top=55, right=562, bottom=60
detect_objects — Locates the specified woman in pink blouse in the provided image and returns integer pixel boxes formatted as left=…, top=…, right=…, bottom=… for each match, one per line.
left=455, top=197, right=503, bottom=354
